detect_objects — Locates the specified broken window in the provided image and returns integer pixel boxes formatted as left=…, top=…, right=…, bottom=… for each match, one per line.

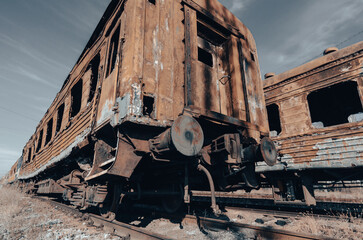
left=266, top=104, right=282, bottom=136
left=36, top=130, right=43, bottom=153
left=196, top=17, right=228, bottom=68
left=56, top=103, right=64, bottom=133
left=88, top=54, right=100, bottom=102
left=27, top=147, right=32, bottom=163
left=197, top=12, right=229, bottom=45
left=106, top=25, right=120, bottom=77
left=198, top=47, right=213, bottom=67
left=70, top=80, right=83, bottom=118
left=308, top=81, right=363, bottom=127
left=45, top=118, right=53, bottom=145
left=143, top=95, right=155, bottom=117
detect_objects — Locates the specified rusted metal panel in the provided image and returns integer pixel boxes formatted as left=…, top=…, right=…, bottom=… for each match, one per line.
left=261, top=41, right=363, bottom=172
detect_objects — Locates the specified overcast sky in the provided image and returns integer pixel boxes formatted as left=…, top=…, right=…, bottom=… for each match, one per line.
left=0, top=0, right=362, bottom=177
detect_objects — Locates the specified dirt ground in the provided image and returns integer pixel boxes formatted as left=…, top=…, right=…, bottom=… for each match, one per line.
left=0, top=186, right=362, bottom=240
left=0, top=187, right=122, bottom=240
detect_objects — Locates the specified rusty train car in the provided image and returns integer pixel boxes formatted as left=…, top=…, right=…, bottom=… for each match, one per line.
left=10, top=0, right=276, bottom=217
left=6, top=156, right=23, bottom=185
left=261, top=42, right=363, bottom=205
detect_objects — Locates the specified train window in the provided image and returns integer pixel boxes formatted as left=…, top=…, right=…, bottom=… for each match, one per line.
left=308, top=81, right=363, bottom=127
left=27, top=147, right=32, bottom=163
left=88, top=54, right=100, bottom=102
left=143, top=95, right=155, bottom=117
left=198, top=47, right=213, bottom=67
left=56, top=103, right=64, bottom=133
left=197, top=13, right=228, bottom=45
left=106, top=25, right=120, bottom=77
left=36, top=130, right=43, bottom=153
left=70, top=80, right=83, bottom=118
left=266, top=104, right=281, bottom=136
left=45, top=118, right=53, bottom=145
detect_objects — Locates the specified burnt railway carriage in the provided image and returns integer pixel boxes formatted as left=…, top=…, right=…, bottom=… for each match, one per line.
left=15, top=0, right=276, bottom=216
left=261, top=42, right=363, bottom=205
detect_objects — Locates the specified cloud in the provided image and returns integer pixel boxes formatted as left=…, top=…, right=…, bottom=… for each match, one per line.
left=0, top=148, right=19, bottom=159
left=219, top=0, right=252, bottom=14
left=231, top=0, right=250, bottom=11
left=260, top=0, right=363, bottom=74
left=1, top=64, right=59, bottom=89
left=0, top=33, right=68, bottom=72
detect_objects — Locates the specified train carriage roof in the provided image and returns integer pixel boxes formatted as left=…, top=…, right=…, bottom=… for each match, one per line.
left=264, top=41, right=363, bottom=88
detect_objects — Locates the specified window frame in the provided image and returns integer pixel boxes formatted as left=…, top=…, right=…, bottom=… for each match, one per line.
left=105, top=22, right=121, bottom=78
left=307, top=80, right=363, bottom=129
left=266, top=103, right=282, bottom=136
left=70, top=79, right=83, bottom=119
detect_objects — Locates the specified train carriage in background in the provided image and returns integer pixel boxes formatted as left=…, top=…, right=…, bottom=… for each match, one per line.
left=6, top=156, right=22, bottom=185
left=11, top=0, right=276, bottom=217
left=261, top=42, right=363, bottom=205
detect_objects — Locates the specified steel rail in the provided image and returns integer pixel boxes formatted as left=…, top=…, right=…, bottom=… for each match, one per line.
left=191, top=190, right=363, bottom=217
left=33, top=196, right=172, bottom=240
left=224, top=206, right=350, bottom=221
left=34, top=196, right=337, bottom=240
left=183, top=214, right=335, bottom=240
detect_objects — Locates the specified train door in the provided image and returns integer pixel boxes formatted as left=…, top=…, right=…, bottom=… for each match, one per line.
left=184, top=8, right=234, bottom=116
left=96, top=23, right=122, bottom=126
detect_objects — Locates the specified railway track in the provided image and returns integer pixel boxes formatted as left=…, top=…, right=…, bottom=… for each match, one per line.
left=34, top=196, right=171, bottom=240
left=32, top=196, right=336, bottom=240
left=223, top=206, right=352, bottom=221
left=191, top=191, right=363, bottom=217
left=183, top=215, right=335, bottom=240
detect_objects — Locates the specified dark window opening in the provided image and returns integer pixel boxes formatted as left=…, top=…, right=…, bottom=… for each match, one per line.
left=106, top=25, right=120, bottom=77
left=27, top=147, right=32, bottom=163
left=143, top=95, right=155, bottom=117
left=250, top=51, right=255, bottom=61
left=56, top=104, right=64, bottom=133
left=71, top=80, right=83, bottom=118
left=308, top=81, right=363, bottom=127
left=266, top=104, right=281, bottom=135
left=88, top=54, right=100, bottom=102
left=148, top=0, right=156, bottom=4
left=45, top=118, right=53, bottom=145
left=105, top=6, right=123, bottom=37
left=197, top=21, right=227, bottom=46
left=197, top=12, right=229, bottom=46
left=36, top=130, right=43, bottom=153
left=198, top=47, right=213, bottom=67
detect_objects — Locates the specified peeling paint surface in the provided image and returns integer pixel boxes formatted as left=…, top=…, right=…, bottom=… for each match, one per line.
left=19, top=128, right=91, bottom=179
left=131, top=83, right=142, bottom=115
left=311, top=136, right=363, bottom=162
left=97, top=99, right=114, bottom=125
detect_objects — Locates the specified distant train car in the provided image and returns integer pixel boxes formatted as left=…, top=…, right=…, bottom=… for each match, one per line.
left=11, top=0, right=276, bottom=217
left=7, top=156, right=22, bottom=184
left=261, top=42, right=363, bottom=205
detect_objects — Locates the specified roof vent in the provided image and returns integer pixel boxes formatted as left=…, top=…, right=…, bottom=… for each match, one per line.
left=264, top=72, right=275, bottom=79
left=323, top=47, right=338, bottom=55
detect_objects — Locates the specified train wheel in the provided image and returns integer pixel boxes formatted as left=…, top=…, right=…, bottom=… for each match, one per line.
left=99, top=184, right=122, bottom=220
left=161, top=184, right=183, bottom=213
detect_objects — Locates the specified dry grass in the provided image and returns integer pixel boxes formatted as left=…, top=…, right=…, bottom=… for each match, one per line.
left=225, top=207, right=363, bottom=240
left=288, top=214, right=363, bottom=240
left=0, top=186, right=121, bottom=240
